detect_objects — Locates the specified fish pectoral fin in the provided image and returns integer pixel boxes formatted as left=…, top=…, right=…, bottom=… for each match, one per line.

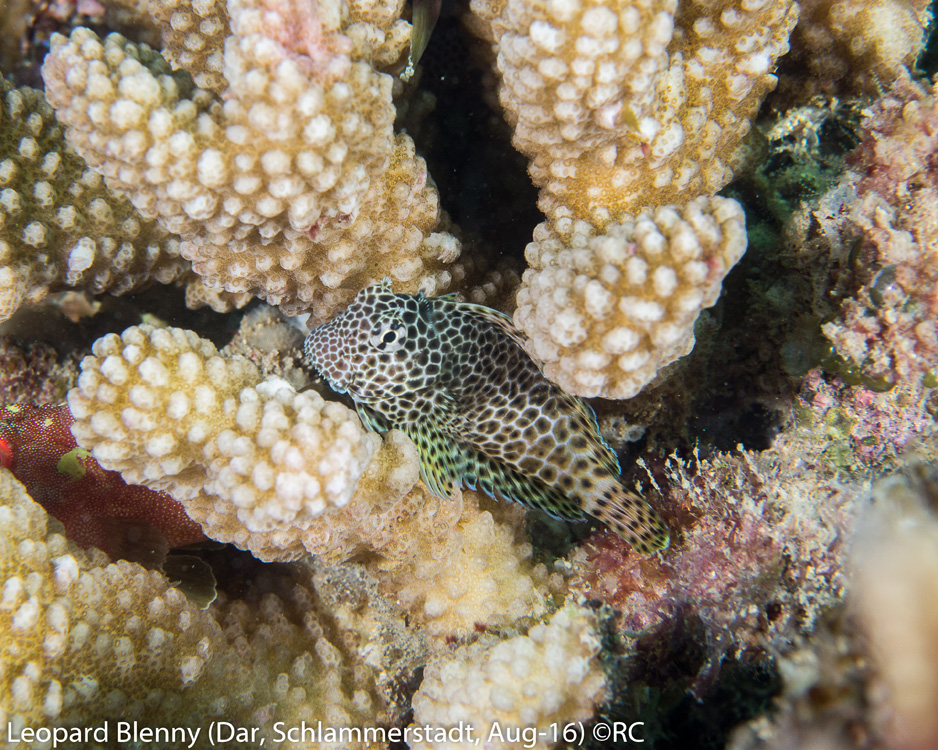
left=355, top=402, right=389, bottom=434
left=404, top=422, right=464, bottom=499
left=464, top=447, right=586, bottom=521
left=589, top=482, right=670, bottom=555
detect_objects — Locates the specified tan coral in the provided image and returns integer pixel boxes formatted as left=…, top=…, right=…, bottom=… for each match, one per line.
left=303, top=429, right=460, bottom=563
left=470, top=0, right=798, bottom=224
left=66, top=324, right=551, bottom=634
left=41, top=21, right=392, bottom=271
left=852, top=468, right=938, bottom=750
left=149, top=0, right=409, bottom=93
left=515, top=196, right=747, bottom=398
left=0, top=79, right=191, bottom=323
left=387, top=489, right=548, bottom=641
left=284, top=133, right=464, bottom=321
left=345, top=0, right=412, bottom=68
left=468, top=0, right=786, bottom=398
left=779, top=0, right=932, bottom=102
left=208, top=557, right=388, bottom=748
left=40, top=0, right=464, bottom=320
left=149, top=0, right=230, bottom=93
left=67, top=324, right=381, bottom=561
left=0, top=468, right=229, bottom=734
left=409, top=604, right=608, bottom=750
left=0, top=468, right=384, bottom=747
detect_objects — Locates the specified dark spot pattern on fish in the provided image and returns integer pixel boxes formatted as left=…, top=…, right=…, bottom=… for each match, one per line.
left=304, top=280, right=669, bottom=554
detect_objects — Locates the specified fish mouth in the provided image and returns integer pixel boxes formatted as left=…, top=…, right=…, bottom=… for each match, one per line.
left=320, top=370, right=352, bottom=395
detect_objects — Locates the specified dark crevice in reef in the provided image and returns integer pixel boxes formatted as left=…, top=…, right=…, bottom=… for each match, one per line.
left=918, top=0, right=938, bottom=76
left=581, top=610, right=781, bottom=750
left=404, top=0, right=541, bottom=262
left=0, top=284, right=244, bottom=355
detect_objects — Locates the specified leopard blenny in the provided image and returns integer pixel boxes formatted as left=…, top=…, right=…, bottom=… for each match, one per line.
left=303, top=281, right=669, bottom=554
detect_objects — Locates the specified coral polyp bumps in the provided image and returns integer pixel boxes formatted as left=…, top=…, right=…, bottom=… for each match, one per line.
left=6, top=0, right=804, bottom=398
left=2, top=0, right=938, bottom=746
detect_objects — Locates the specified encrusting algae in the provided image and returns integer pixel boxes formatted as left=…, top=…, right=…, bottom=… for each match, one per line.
left=305, top=280, right=670, bottom=554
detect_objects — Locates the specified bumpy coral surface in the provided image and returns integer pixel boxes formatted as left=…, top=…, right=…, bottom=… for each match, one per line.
left=0, top=79, right=190, bottom=323
left=516, top=196, right=747, bottom=398
left=410, top=604, right=607, bottom=750
left=471, top=0, right=798, bottom=223
left=206, top=557, right=388, bottom=750
left=468, top=0, right=797, bottom=397
left=818, top=76, right=938, bottom=386
left=150, top=0, right=230, bottom=93
left=66, top=321, right=550, bottom=640
left=389, top=489, right=547, bottom=641
left=68, top=324, right=380, bottom=560
left=0, top=469, right=384, bottom=748
left=41, top=0, right=463, bottom=320
left=780, top=0, right=932, bottom=102
left=0, top=469, right=227, bottom=737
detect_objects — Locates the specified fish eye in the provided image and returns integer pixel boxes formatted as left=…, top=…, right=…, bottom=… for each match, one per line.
left=371, top=319, right=407, bottom=352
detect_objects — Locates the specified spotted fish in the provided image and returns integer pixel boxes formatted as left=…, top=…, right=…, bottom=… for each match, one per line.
left=303, top=281, right=669, bottom=554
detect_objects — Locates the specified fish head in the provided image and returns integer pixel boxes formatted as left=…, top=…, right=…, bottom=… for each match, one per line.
left=303, top=281, right=440, bottom=401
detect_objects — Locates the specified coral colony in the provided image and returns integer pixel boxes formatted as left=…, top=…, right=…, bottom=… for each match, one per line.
left=0, top=0, right=936, bottom=748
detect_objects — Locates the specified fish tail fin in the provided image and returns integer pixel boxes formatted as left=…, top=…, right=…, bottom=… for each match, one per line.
left=588, top=481, right=670, bottom=554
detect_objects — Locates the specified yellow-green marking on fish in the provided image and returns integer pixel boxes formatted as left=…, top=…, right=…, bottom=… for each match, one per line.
left=303, top=281, right=669, bottom=554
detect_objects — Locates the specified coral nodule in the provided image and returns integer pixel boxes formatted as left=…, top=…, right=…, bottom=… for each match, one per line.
left=39, top=0, right=463, bottom=321
left=67, top=324, right=381, bottom=561
left=5, top=0, right=938, bottom=746
left=469, top=0, right=797, bottom=398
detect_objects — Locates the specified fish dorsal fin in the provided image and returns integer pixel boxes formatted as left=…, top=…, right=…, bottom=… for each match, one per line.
left=404, top=420, right=465, bottom=499
left=564, top=393, right=621, bottom=476
left=439, top=299, right=531, bottom=352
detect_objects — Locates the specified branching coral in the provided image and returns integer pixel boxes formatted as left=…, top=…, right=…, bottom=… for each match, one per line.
left=410, top=604, right=607, bottom=750
left=777, top=0, right=932, bottom=103
left=67, top=323, right=382, bottom=561
left=40, top=0, right=464, bottom=320
left=1, top=467, right=227, bottom=735
left=0, top=469, right=385, bottom=747
left=387, top=489, right=549, bottom=641
left=6, top=0, right=938, bottom=741
left=0, top=79, right=193, bottom=323
left=467, top=0, right=793, bottom=397
left=515, top=196, right=747, bottom=398
left=67, top=322, right=551, bottom=639
left=149, top=0, right=231, bottom=93
left=816, top=75, right=938, bottom=386
left=471, top=0, right=798, bottom=224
